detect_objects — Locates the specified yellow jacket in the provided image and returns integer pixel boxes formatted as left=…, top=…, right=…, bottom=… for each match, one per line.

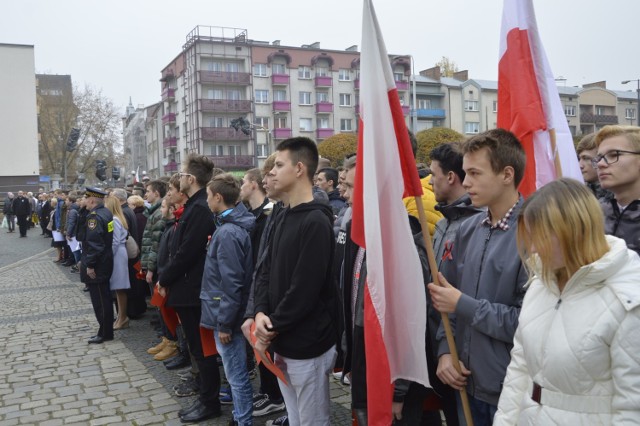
left=403, top=175, right=443, bottom=236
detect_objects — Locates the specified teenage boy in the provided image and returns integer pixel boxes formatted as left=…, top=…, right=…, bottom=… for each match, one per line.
left=202, top=173, right=256, bottom=426
left=158, top=154, right=221, bottom=423
left=576, top=132, right=611, bottom=199
left=428, top=129, right=528, bottom=426
left=254, top=137, right=337, bottom=426
left=594, top=125, right=640, bottom=256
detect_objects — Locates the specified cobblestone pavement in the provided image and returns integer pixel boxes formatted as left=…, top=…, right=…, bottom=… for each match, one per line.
left=0, top=229, right=352, bottom=425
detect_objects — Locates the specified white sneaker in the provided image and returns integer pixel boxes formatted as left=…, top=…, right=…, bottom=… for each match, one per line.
left=332, top=371, right=350, bottom=385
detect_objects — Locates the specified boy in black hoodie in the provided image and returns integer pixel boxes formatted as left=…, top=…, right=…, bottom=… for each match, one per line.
left=254, top=137, right=337, bottom=426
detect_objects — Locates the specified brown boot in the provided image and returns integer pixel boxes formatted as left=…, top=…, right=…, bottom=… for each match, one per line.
left=147, top=337, right=169, bottom=355
left=154, top=341, right=178, bottom=361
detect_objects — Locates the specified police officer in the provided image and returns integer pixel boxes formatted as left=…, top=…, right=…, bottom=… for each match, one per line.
left=81, top=187, right=115, bottom=344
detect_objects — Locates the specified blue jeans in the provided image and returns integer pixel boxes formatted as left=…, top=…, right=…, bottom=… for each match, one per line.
left=214, top=331, right=253, bottom=425
left=468, top=394, right=497, bottom=426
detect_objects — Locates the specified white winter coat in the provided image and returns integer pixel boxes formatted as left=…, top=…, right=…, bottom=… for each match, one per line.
left=494, top=236, right=640, bottom=425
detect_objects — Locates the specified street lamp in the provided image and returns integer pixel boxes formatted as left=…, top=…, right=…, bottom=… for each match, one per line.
left=622, top=79, right=640, bottom=126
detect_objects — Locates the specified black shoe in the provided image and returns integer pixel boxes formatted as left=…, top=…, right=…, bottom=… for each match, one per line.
left=165, top=353, right=190, bottom=370
left=88, top=336, right=113, bottom=344
left=174, top=377, right=200, bottom=397
left=178, top=400, right=201, bottom=418
left=83, top=286, right=90, bottom=292
left=179, top=401, right=220, bottom=423
left=62, top=260, right=74, bottom=266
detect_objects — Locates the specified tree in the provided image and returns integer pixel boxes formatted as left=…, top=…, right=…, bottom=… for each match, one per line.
left=38, top=85, right=124, bottom=186
left=317, top=133, right=358, bottom=166
left=416, top=127, right=465, bottom=164
left=435, top=56, right=459, bottom=78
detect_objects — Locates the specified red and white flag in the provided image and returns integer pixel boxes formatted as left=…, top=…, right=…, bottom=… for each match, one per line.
left=498, top=0, right=582, bottom=196
left=351, top=1, right=430, bottom=423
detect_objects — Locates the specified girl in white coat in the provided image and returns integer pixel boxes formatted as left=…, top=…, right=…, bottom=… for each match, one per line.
left=105, top=196, right=131, bottom=330
left=494, top=178, right=640, bottom=425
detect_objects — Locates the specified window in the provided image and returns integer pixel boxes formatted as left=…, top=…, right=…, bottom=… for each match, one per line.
left=317, top=117, right=330, bottom=128
left=418, top=99, right=431, bottom=109
left=316, top=67, right=329, bottom=77
left=257, top=144, right=268, bottom=158
left=299, top=118, right=313, bottom=132
left=596, top=106, right=606, bottom=115
left=253, top=64, right=267, bottom=77
left=298, top=66, right=311, bottom=79
left=394, top=72, right=405, bottom=82
left=227, top=89, right=241, bottom=100
left=564, top=105, right=576, bottom=116
left=626, top=108, right=636, bottom=119
left=209, top=117, right=224, bottom=128
left=338, top=69, right=351, bottom=81
left=228, top=145, right=242, bottom=156
left=273, top=90, right=287, bottom=102
left=275, top=117, right=287, bottom=129
left=464, top=101, right=479, bottom=111
left=317, top=92, right=329, bottom=103
left=210, top=145, right=224, bottom=156
left=272, top=63, right=286, bottom=75
left=205, top=61, right=222, bottom=72
left=493, top=101, right=498, bottom=113
left=225, top=63, right=239, bottom=73
left=340, top=119, right=353, bottom=131
left=254, top=117, right=269, bottom=129
left=299, top=91, right=312, bottom=105
left=255, top=90, right=269, bottom=104
left=339, top=93, right=352, bottom=107
left=208, top=89, right=223, bottom=100
left=464, top=122, right=480, bottom=134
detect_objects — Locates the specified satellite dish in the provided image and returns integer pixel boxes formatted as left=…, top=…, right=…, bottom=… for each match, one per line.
left=162, top=158, right=169, bottom=166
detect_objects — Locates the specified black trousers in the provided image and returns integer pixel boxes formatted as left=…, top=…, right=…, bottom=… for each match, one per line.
left=174, top=306, right=221, bottom=409
left=88, top=281, right=114, bottom=339
left=16, top=215, right=28, bottom=236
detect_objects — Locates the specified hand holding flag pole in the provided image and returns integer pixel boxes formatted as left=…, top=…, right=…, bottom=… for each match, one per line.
left=414, top=200, right=474, bottom=426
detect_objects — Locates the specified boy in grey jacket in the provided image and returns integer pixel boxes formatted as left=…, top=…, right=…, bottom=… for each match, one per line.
left=428, top=129, right=528, bottom=426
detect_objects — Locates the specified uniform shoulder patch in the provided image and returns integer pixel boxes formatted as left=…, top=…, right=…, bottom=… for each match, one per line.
left=107, top=221, right=113, bottom=233
left=87, top=218, right=98, bottom=230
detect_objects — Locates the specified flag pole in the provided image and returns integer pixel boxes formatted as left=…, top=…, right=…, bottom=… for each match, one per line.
left=549, top=128, right=563, bottom=178
left=414, top=198, right=474, bottom=426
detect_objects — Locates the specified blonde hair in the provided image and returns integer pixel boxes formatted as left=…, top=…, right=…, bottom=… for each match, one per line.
left=105, top=196, right=128, bottom=230
left=50, top=198, right=58, bottom=207
left=517, top=178, right=609, bottom=285
left=595, top=125, right=640, bottom=150
left=127, top=195, right=145, bottom=208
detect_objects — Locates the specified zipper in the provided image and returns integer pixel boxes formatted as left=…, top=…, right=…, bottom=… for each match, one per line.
left=554, top=298, right=562, bottom=310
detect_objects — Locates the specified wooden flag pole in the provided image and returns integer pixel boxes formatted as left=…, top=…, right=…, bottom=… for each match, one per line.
left=549, top=128, right=564, bottom=178
left=414, top=197, right=474, bottom=426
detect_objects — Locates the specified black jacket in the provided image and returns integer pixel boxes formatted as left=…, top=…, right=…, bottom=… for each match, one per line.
left=80, top=205, right=114, bottom=284
left=161, top=188, right=215, bottom=307
left=12, top=196, right=31, bottom=216
left=156, top=219, right=175, bottom=282
left=254, top=199, right=337, bottom=359
left=602, top=198, right=640, bottom=257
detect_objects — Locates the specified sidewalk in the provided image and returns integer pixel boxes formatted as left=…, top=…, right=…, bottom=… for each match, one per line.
left=0, top=227, right=352, bottom=425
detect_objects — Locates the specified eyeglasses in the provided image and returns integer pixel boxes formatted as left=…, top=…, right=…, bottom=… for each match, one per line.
left=591, top=150, right=640, bottom=168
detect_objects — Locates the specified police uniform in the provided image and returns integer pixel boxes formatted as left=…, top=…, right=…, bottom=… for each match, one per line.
left=81, top=187, right=115, bottom=344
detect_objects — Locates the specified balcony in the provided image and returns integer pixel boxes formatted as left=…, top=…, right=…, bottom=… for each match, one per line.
left=272, top=101, right=291, bottom=112
left=162, top=88, right=175, bottom=101
left=316, top=129, right=334, bottom=139
left=315, top=76, right=333, bottom=87
left=402, top=106, right=410, bottom=116
left=315, top=102, right=333, bottom=114
left=199, top=99, right=252, bottom=113
left=200, top=127, right=251, bottom=141
left=199, top=71, right=251, bottom=84
left=416, top=109, right=446, bottom=118
left=208, top=155, right=255, bottom=170
left=272, top=74, right=290, bottom=85
left=163, top=137, right=177, bottom=148
left=580, top=113, right=618, bottom=125
left=273, top=128, right=292, bottom=139
left=164, top=162, right=178, bottom=173
left=354, top=79, right=360, bottom=90
left=395, top=80, right=409, bottom=91
left=162, top=113, right=176, bottom=125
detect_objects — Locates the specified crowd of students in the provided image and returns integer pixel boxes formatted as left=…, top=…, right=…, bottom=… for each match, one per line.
left=31, top=122, right=640, bottom=426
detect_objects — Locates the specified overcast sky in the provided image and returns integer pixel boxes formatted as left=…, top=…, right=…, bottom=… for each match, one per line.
left=2, top=0, right=638, bottom=112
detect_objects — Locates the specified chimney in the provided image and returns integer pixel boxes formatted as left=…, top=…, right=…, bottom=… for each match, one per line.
left=420, top=66, right=441, bottom=80
left=453, top=70, right=469, bottom=81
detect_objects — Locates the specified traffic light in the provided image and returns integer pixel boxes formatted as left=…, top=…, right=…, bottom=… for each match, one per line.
left=112, top=167, right=120, bottom=181
left=66, top=128, right=80, bottom=152
left=95, top=160, right=107, bottom=181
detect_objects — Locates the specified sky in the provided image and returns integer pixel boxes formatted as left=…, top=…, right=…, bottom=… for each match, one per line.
left=2, top=0, right=639, bottom=113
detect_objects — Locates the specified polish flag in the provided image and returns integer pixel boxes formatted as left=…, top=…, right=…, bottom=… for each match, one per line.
left=498, top=0, right=582, bottom=196
left=351, top=1, right=430, bottom=423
